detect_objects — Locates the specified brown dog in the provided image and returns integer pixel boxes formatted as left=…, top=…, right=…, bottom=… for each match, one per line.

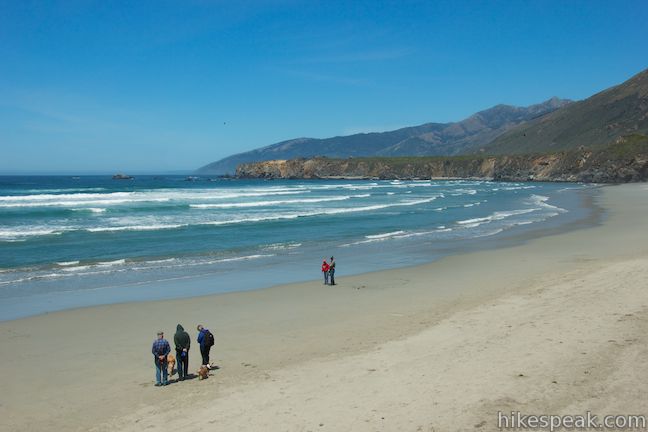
left=197, top=365, right=209, bottom=380
left=166, top=354, right=176, bottom=377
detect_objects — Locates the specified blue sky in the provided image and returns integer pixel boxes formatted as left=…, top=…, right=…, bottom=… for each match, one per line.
left=1, top=1, right=647, bottom=173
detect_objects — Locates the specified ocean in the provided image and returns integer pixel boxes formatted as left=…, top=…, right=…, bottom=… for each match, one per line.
left=0, top=175, right=597, bottom=320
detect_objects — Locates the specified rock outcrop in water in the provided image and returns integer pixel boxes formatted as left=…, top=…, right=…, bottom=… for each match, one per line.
left=236, top=135, right=648, bottom=183
left=112, top=173, right=134, bottom=180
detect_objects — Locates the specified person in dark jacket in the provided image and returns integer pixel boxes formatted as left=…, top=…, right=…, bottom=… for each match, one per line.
left=151, top=331, right=171, bottom=386
left=173, top=324, right=190, bottom=381
left=329, top=256, right=336, bottom=285
left=197, top=324, right=212, bottom=369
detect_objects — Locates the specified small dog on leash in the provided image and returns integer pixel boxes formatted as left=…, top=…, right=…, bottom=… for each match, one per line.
left=197, top=365, right=209, bottom=380
left=166, top=354, right=176, bottom=377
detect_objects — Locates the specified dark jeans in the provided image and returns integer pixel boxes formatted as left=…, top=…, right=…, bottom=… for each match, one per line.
left=200, top=345, right=211, bottom=366
left=154, top=357, right=168, bottom=385
left=329, top=268, right=335, bottom=285
left=176, top=350, right=189, bottom=378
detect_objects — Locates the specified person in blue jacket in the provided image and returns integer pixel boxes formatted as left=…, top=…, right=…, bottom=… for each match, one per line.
left=151, top=331, right=171, bottom=386
left=196, top=324, right=212, bottom=369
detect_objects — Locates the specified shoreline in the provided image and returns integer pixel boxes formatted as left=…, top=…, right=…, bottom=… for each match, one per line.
left=0, top=182, right=598, bottom=322
left=2, top=183, right=647, bottom=431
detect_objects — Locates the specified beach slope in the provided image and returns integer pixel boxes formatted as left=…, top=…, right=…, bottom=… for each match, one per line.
left=2, top=184, right=648, bottom=431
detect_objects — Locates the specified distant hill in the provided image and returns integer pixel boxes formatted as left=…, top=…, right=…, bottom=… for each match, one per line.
left=484, top=68, right=648, bottom=154
left=197, top=98, right=571, bottom=174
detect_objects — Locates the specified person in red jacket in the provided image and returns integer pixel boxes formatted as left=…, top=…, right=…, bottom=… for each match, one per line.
left=321, top=259, right=330, bottom=285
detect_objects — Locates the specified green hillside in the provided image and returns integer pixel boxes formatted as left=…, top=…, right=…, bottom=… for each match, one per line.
left=482, top=68, right=648, bottom=154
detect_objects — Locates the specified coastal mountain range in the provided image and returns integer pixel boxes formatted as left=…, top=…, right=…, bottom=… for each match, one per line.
left=197, top=98, right=571, bottom=174
left=199, top=67, right=648, bottom=176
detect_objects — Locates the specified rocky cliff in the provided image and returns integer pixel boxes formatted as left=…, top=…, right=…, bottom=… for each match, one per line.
left=236, top=135, right=648, bottom=183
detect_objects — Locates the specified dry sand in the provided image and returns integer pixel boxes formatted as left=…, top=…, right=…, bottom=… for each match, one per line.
left=1, top=184, right=648, bottom=431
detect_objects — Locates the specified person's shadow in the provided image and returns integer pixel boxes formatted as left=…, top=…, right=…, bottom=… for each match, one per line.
left=177, top=373, right=198, bottom=382
left=174, top=366, right=220, bottom=383
left=171, top=373, right=199, bottom=383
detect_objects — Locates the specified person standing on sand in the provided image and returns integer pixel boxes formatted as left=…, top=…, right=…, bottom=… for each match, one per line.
left=173, top=324, right=190, bottom=381
left=151, top=331, right=171, bottom=386
left=329, top=256, right=336, bottom=285
left=321, top=259, right=330, bottom=285
left=197, top=324, right=213, bottom=369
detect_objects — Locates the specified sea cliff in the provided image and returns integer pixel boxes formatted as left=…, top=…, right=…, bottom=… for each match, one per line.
left=236, top=135, right=648, bottom=183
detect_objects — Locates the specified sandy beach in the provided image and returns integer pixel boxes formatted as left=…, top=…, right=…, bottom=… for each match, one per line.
left=2, top=183, right=648, bottom=431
